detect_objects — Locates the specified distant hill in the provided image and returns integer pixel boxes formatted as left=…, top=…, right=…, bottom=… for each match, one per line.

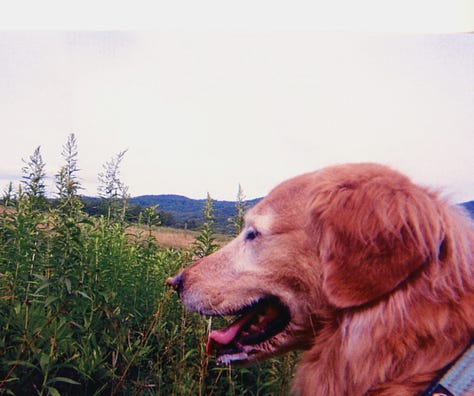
left=130, top=195, right=262, bottom=233
left=461, top=200, right=474, bottom=219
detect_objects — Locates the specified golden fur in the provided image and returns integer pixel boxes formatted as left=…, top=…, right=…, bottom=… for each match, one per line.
left=168, top=163, right=474, bottom=395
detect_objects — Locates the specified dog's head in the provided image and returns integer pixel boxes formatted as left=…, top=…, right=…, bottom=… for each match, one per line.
left=167, top=163, right=446, bottom=365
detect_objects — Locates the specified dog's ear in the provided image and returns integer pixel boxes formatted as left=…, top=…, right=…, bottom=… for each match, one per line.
left=310, top=174, right=444, bottom=308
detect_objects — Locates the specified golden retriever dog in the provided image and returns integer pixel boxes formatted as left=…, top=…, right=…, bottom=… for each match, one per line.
left=167, top=163, right=474, bottom=395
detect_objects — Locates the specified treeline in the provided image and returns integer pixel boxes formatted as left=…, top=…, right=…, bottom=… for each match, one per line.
left=0, top=134, right=296, bottom=395
left=78, top=194, right=261, bottom=233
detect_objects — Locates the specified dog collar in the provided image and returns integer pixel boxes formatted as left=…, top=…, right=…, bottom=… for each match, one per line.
left=422, top=339, right=474, bottom=396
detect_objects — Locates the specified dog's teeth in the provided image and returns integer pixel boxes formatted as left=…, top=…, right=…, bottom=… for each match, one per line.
left=217, top=352, right=249, bottom=366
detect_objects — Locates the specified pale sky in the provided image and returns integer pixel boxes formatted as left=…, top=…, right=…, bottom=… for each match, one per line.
left=1, top=1, right=474, bottom=202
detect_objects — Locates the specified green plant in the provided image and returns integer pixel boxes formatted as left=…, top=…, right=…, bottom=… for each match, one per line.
left=97, top=150, right=129, bottom=224
left=228, top=184, right=247, bottom=236
left=21, top=146, right=48, bottom=212
left=193, top=193, right=219, bottom=258
left=0, top=137, right=297, bottom=395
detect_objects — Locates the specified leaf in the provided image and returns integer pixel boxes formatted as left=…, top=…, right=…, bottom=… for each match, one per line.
left=44, top=296, right=58, bottom=307
left=13, top=301, right=21, bottom=315
left=75, top=290, right=92, bottom=301
left=48, top=376, right=81, bottom=386
left=39, top=353, right=50, bottom=371
left=183, top=348, right=198, bottom=360
left=65, top=278, right=72, bottom=294
left=4, top=360, right=37, bottom=370
left=35, top=282, right=51, bottom=294
left=32, top=274, right=49, bottom=282
left=46, top=386, right=61, bottom=396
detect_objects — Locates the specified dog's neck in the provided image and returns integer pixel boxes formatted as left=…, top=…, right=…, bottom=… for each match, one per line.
left=294, top=295, right=473, bottom=396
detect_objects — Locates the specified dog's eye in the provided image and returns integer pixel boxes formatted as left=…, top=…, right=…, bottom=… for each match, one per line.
left=245, top=229, right=259, bottom=241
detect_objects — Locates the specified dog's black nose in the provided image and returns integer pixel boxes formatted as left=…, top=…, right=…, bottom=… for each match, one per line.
left=166, top=274, right=184, bottom=296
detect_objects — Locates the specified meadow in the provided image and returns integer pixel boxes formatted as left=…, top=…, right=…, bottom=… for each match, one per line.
left=0, top=138, right=298, bottom=395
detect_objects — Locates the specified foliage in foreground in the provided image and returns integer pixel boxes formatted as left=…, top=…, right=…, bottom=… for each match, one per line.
left=0, top=138, right=297, bottom=395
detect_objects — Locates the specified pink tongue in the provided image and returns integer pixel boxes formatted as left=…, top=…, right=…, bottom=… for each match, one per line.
left=206, top=310, right=255, bottom=356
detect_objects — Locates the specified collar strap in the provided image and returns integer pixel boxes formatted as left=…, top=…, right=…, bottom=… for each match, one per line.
left=423, top=339, right=474, bottom=396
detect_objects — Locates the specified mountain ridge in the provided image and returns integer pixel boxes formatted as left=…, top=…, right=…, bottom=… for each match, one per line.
left=128, top=194, right=262, bottom=232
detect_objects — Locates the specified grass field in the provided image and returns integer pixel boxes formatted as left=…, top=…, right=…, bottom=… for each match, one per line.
left=128, top=226, right=231, bottom=249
